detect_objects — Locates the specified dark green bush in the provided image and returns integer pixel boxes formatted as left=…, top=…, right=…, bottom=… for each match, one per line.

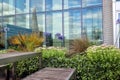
left=86, top=45, right=120, bottom=80
left=42, top=45, right=120, bottom=80
left=15, top=45, right=120, bottom=80
left=15, top=47, right=66, bottom=78
left=16, top=57, right=39, bottom=78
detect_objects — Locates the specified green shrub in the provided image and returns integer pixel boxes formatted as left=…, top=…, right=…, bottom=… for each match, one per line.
left=16, top=57, right=39, bottom=78
left=15, top=45, right=120, bottom=80
left=42, top=45, right=120, bottom=80
left=15, top=47, right=66, bottom=78
left=86, top=45, right=120, bottom=79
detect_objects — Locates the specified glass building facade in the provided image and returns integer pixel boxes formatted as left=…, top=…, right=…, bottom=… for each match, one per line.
left=0, top=0, right=103, bottom=48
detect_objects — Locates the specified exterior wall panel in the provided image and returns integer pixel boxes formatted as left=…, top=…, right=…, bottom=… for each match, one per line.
left=103, top=0, right=113, bottom=45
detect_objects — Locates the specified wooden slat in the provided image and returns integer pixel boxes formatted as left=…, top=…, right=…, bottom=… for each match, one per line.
left=0, top=52, right=41, bottom=65
left=22, top=67, right=76, bottom=80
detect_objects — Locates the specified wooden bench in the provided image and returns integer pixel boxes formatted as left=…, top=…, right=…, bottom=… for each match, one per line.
left=22, top=67, right=76, bottom=80
left=0, top=52, right=42, bottom=80
left=0, top=65, right=10, bottom=80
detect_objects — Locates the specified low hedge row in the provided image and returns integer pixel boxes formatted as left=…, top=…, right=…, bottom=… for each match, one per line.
left=15, top=46, right=120, bottom=80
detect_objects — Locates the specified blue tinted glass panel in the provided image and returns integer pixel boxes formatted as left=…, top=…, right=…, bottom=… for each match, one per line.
left=3, top=0, right=15, bottom=16
left=64, top=10, right=81, bottom=40
left=46, top=12, right=53, bottom=46
left=37, top=13, right=45, bottom=32
left=53, top=12, right=62, bottom=47
left=64, top=0, right=81, bottom=9
left=46, top=0, right=62, bottom=11
left=0, top=0, right=2, bottom=16
left=82, top=0, right=102, bottom=7
left=30, top=0, right=45, bottom=12
left=82, top=8, right=93, bottom=40
left=46, top=12, right=52, bottom=33
left=46, top=12, right=62, bottom=46
left=16, top=0, right=29, bottom=14
left=3, top=16, right=15, bottom=25
left=82, top=7, right=102, bottom=41
left=30, top=13, right=45, bottom=32
left=16, top=14, right=30, bottom=29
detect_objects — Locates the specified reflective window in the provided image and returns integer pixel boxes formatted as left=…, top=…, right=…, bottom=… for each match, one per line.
left=37, top=13, right=45, bottom=32
left=53, top=12, right=62, bottom=47
left=0, top=0, right=2, bottom=16
left=64, top=0, right=81, bottom=9
left=52, top=12, right=62, bottom=39
left=0, top=17, right=2, bottom=25
left=30, top=0, right=45, bottom=12
left=82, top=0, right=102, bottom=7
left=3, top=16, right=15, bottom=25
left=46, top=12, right=62, bottom=46
left=82, top=7, right=102, bottom=41
left=64, top=10, right=81, bottom=40
left=46, top=12, right=52, bottom=33
left=30, top=10, right=39, bottom=32
left=16, top=14, right=30, bottom=29
left=46, top=0, right=62, bottom=11
left=3, top=0, right=15, bottom=16
left=16, top=0, right=29, bottom=14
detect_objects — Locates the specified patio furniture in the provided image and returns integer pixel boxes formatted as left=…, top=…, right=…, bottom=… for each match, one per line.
left=0, top=52, right=42, bottom=80
left=22, top=67, right=76, bottom=80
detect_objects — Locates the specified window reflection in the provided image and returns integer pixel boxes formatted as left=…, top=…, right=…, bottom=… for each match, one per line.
left=46, top=0, right=62, bottom=11
left=82, top=7, right=102, bottom=41
left=37, top=13, right=45, bottom=32
left=3, top=0, right=15, bottom=16
left=0, top=0, right=103, bottom=48
left=46, top=12, right=62, bottom=33
left=64, top=10, right=81, bottom=40
left=64, top=0, right=81, bottom=9
left=46, top=12, right=62, bottom=46
left=46, top=12, right=52, bottom=33
left=0, top=0, right=2, bottom=16
left=16, top=14, right=30, bottom=28
left=82, top=0, right=102, bottom=7
left=30, top=0, right=45, bottom=12
left=16, top=0, right=29, bottom=14
left=3, top=16, right=15, bottom=25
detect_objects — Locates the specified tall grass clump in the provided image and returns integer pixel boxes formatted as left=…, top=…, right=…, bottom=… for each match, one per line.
left=9, top=32, right=44, bottom=51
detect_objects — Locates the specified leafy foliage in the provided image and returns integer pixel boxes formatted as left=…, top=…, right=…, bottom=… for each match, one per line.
left=15, top=47, right=66, bottom=78
left=43, top=45, right=120, bottom=80
left=86, top=45, right=120, bottom=79
left=35, top=47, right=66, bottom=58
left=6, top=45, right=120, bottom=80
left=9, top=32, right=44, bottom=51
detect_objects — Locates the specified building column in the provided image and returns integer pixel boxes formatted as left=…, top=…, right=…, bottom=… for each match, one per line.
left=102, top=0, right=113, bottom=45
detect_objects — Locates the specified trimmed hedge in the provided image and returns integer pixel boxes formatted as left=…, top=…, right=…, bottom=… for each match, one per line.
left=12, top=46, right=120, bottom=79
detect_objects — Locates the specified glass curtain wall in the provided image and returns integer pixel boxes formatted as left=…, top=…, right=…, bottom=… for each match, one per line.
left=0, top=0, right=2, bottom=25
left=30, top=0, right=45, bottom=12
left=82, top=7, right=102, bottom=42
left=64, top=0, right=81, bottom=9
left=46, top=0, right=62, bottom=11
left=46, top=12, right=62, bottom=47
left=3, top=0, right=15, bottom=16
left=16, top=0, right=29, bottom=14
left=64, top=10, right=81, bottom=47
left=0, top=0, right=2, bottom=49
left=16, top=14, right=30, bottom=28
left=0, top=0, right=103, bottom=49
